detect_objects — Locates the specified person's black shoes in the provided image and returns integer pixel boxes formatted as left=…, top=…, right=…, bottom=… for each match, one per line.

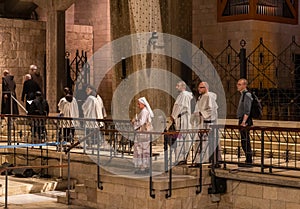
left=238, top=161, right=253, bottom=167
left=208, top=164, right=221, bottom=168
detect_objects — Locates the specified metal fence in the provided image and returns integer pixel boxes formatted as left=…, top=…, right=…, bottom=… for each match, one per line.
left=197, top=36, right=300, bottom=121
left=217, top=124, right=300, bottom=176
left=2, top=115, right=300, bottom=197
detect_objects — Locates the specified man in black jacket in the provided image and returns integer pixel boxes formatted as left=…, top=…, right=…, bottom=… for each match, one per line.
left=28, top=91, right=49, bottom=143
left=21, top=74, right=41, bottom=112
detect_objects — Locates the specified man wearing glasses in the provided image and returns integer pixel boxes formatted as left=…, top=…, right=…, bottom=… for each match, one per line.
left=193, top=82, right=220, bottom=167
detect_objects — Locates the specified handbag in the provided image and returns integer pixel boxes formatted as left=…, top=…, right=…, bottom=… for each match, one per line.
left=167, top=122, right=178, bottom=146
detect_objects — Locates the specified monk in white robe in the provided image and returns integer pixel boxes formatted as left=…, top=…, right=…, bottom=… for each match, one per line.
left=58, top=88, right=79, bottom=143
left=96, top=94, right=107, bottom=119
left=171, top=81, right=193, bottom=163
left=193, top=82, right=220, bottom=165
left=82, top=86, right=106, bottom=146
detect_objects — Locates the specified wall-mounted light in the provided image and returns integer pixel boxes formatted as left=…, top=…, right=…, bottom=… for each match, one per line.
left=121, top=57, right=126, bottom=79
left=148, top=31, right=158, bottom=49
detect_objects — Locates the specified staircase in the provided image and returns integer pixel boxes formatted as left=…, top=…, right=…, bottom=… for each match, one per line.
left=0, top=175, right=76, bottom=205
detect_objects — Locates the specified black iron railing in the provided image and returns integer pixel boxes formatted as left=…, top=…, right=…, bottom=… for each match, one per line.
left=197, top=36, right=300, bottom=121
left=3, top=115, right=300, bottom=198
left=216, top=124, right=300, bottom=177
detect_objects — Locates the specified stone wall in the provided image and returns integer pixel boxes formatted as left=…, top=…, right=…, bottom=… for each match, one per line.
left=192, top=0, right=300, bottom=55
left=0, top=18, right=46, bottom=114
left=65, top=24, right=93, bottom=61
left=0, top=17, right=96, bottom=114
left=69, top=0, right=112, bottom=116
left=65, top=24, right=93, bottom=103
left=221, top=180, right=300, bottom=209
left=5, top=142, right=300, bottom=209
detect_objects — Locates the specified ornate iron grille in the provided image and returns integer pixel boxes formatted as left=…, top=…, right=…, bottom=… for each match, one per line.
left=65, top=50, right=90, bottom=116
left=198, top=36, right=300, bottom=121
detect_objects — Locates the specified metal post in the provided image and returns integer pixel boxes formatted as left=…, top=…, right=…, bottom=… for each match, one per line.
left=10, top=92, right=12, bottom=115
left=164, top=133, right=168, bottom=173
left=239, top=39, right=247, bottom=79
left=97, top=135, right=103, bottom=190
left=4, top=169, right=8, bottom=209
left=67, top=151, right=71, bottom=205
left=149, top=133, right=155, bottom=198
left=196, top=132, right=203, bottom=194
left=166, top=137, right=172, bottom=198
left=7, top=117, right=11, bottom=145
left=261, top=129, right=265, bottom=173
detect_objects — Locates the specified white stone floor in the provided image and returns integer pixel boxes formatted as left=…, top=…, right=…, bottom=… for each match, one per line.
left=0, top=193, right=89, bottom=209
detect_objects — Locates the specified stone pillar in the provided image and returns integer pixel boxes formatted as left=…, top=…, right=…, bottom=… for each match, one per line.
left=20, top=0, right=75, bottom=112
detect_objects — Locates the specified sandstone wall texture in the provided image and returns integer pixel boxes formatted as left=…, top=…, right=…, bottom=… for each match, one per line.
left=192, top=0, right=300, bottom=55
left=0, top=18, right=46, bottom=114
left=0, top=17, right=95, bottom=114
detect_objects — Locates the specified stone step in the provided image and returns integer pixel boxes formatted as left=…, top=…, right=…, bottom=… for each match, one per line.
left=0, top=175, right=76, bottom=196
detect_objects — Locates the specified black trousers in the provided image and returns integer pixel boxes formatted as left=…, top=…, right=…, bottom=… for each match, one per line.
left=60, top=127, right=75, bottom=142
left=238, top=118, right=253, bottom=163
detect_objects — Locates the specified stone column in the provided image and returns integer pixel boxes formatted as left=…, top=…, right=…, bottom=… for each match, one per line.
left=20, top=0, right=75, bottom=112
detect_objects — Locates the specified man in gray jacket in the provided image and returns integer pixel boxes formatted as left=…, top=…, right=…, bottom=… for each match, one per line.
left=237, top=78, right=253, bottom=165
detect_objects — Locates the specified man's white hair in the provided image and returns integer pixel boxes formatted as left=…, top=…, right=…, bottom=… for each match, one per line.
left=25, top=74, right=31, bottom=80
left=30, top=65, right=37, bottom=70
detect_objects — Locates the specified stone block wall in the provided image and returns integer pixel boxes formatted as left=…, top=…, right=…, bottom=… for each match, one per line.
left=69, top=0, right=112, bottom=116
left=5, top=145, right=300, bottom=209
left=65, top=24, right=93, bottom=61
left=0, top=17, right=95, bottom=114
left=0, top=18, right=46, bottom=114
left=192, top=0, right=300, bottom=55
left=220, top=180, right=300, bottom=209
left=67, top=170, right=223, bottom=209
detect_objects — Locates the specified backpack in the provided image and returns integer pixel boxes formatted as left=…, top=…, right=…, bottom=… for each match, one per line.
left=242, top=91, right=263, bottom=119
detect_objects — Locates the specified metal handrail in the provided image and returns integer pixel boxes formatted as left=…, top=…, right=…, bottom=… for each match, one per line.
left=11, top=94, right=27, bottom=114
left=1, top=164, right=69, bottom=209
left=2, top=91, right=27, bottom=114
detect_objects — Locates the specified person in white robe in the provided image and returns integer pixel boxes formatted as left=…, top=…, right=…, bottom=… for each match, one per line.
left=132, top=97, right=154, bottom=174
left=58, top=87, right=79, bottom=143
left=170, top=81, right=193, bottom=164
left=82, top=85, right=106, bottom=146
left=192, top=82, right=221, bottom=166
left=96, top=94, right=107, bottom=119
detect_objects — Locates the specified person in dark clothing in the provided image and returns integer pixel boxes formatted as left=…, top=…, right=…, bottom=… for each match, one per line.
left=21, top=74, right=41, bottom=112
left=1, top=70, right=19, bottom=115
left=28, top=91, right=49, bottom=143
left=30, top=65, right=44, bottom=94
left=237, top=78, right=253, bottom=166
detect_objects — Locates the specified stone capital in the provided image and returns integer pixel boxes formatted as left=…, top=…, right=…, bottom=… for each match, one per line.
left=19, top=0, right=75, bottom=11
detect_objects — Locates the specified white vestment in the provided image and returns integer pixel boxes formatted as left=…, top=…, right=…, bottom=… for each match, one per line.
left=82, top=95, right=105, bottom=127
left=193, top=92, right=218, bottom=128
left=193, top=91, right=220, bottom=163
left=171, top=90, right=193, bottom=130
left=58, top=97, right=79, bottom=127
left=96, top=95, right=107, bottom=119
left=171, top=90, right=193, bottom=162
